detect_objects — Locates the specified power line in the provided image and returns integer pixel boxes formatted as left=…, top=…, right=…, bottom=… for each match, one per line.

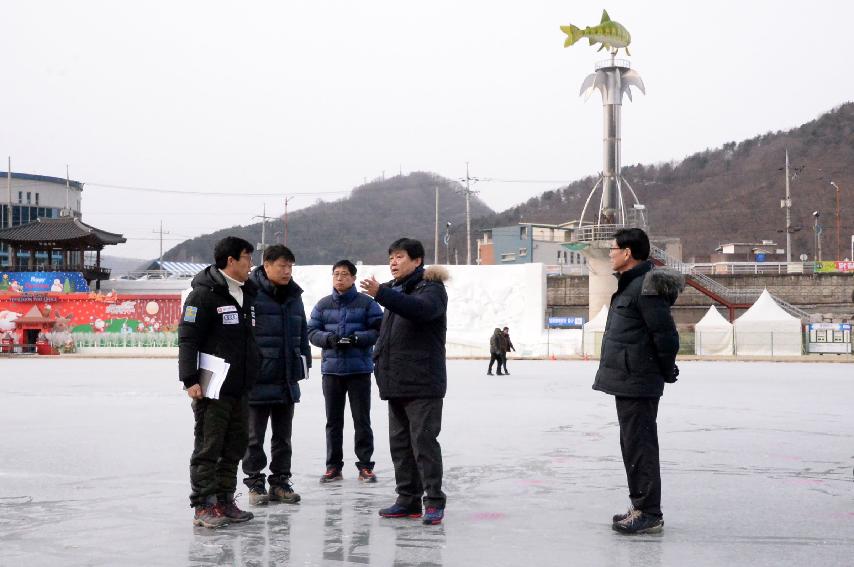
left=83, top=181, right=351, bottom=197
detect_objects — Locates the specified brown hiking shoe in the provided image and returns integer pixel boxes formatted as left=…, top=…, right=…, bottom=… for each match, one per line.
left=193, top=503, right=229, bottom=529
left=269, top=483, right=301, bottom=504
left=220, top=495, right=254, bottom=523
left=320, top=467, right=343, bottom=484
left=248, top=486, right=269, bottom=506
left=358, top=467, right=377, bottom=483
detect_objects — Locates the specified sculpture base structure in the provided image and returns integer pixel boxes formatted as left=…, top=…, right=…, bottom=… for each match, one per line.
left=583, top=242, right=617, bottom=320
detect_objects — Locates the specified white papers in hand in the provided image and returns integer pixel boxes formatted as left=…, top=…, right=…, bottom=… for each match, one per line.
left=197, top=352, right=230, bottom=399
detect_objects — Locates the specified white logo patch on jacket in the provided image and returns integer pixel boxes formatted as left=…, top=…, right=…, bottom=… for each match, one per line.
left=217, top=305, right=238, bottom=314
left=222, top=312, right=240, bottom=325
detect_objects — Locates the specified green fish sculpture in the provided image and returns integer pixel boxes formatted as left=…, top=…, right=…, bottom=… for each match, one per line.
left=561, top=10, right=632, bottom=56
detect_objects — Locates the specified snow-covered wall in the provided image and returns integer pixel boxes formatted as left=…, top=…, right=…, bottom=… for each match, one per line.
left=293, top=263, right=580, bottom=358
left=179, top=263, right=582, bottom=358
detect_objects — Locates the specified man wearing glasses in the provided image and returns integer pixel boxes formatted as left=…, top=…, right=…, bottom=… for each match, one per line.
left=308, top=260, right=383, bottom=484
left=595, top=228, right=683, bottom=535
left=179, top=237, right=258, bottom=528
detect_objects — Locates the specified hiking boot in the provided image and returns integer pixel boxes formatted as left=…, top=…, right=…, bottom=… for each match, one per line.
left=378, top=502, right=422, bottom=518
left=269, top=483, right=301, bottom=504
left=193, top=503, right=229, bottom=529
left=358, top=467, right=377, bottom=483
left=612, top=510, right=664, bottom=534
left=248, top=485, right=269, bottom=506
left=220, top=494, right=254, bottom=523
left=422, top=506, right=444, bottom=525
left=612, top=506, right=635, bottom=524
left=320, top=467, right=343, bottom=484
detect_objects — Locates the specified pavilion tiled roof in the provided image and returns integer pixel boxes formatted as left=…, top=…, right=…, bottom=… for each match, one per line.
left=0, top=217, right=126, bottom=248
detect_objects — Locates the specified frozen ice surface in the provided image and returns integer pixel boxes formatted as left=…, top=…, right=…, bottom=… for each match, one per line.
left=1, top=358, right=852, bottom=566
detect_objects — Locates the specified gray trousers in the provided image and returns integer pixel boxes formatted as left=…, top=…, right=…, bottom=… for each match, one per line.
left=388, top=398, right=446, bottom=509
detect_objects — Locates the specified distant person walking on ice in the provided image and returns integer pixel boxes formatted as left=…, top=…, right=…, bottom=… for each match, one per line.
left=308, top=259, right=384, bottom=484
left=500, top=326, right=515, bottom=375
left=179, top=236, right=258, bottom=529
left=487, top=328, right=504, bottom=375
left=359, top=238, right=449, bottom=525
left=594, top=228, right=683, bottom=535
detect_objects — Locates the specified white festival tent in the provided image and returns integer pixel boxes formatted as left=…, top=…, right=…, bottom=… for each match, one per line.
left=694, top=306, right=733, bottom=356
left=733, top=290, right=803, bottom=356
left=582, top=304, right=609, bottom=356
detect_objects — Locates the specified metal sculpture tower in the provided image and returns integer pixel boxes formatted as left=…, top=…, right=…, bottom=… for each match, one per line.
left=575, top=55, right=646, bottom=318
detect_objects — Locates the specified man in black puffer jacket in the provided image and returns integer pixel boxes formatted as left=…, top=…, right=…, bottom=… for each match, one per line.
left=594, top=228, right=683, bottom=535
left=242, top=245, right=311, bottom=506
left=359, top=238, right=449, bottom=526
left=179, top=236, right=259, bottom=528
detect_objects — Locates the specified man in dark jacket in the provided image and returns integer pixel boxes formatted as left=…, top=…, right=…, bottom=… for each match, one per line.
left=594, top=228, right=683, bottom=535
left=179, top=236, right=258, bottom=528
left=500, top=326, right=515, bottom=375
left=242, top=245, right=311, bottom=506
left=487, top=328, right=504, bottom=375
left=359, top=238, right=449, bottom=526
left=308, top=259, right=384, bottom=484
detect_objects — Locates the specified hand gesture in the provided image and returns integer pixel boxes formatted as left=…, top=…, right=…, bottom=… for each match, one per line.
left=359, top=276, right=380, bottom=298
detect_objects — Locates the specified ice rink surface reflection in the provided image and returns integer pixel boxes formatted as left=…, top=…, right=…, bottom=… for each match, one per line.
left=1, top=358, right=852, bottom=566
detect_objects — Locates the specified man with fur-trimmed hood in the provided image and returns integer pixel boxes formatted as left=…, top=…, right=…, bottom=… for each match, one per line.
left=594, top=228, right=684, bottom=535
left=359, top=238, right=449, bottom=526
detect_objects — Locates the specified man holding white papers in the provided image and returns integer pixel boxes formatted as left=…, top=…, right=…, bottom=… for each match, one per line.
left=179, top=236, right=259, bottom=529
left=242, top=245, right=311, bottom=506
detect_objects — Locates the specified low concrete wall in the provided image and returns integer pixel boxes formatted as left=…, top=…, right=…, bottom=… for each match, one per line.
left=548, top=273, right=854, bottom=325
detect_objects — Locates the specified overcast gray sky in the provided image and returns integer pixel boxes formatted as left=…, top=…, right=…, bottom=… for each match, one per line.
left=3, top=1, right=852, bottom=260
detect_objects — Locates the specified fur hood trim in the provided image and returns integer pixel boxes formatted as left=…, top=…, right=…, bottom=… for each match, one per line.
left=424, top=265, right=450, bottom=283
left=641, top=267, right=685, bottom=301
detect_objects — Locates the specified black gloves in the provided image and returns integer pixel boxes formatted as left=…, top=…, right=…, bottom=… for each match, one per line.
left=664, top=364, right=679, bottom=383
left=326, top=333, right=340, bottom=349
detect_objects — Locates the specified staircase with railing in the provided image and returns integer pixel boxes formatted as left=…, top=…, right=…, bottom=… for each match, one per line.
left=649, top=245, right=811, bottom=322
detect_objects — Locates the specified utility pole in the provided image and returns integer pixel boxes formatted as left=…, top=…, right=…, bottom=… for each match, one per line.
left=434, top=186, right=439, bottom=264
left=254, top=203, right=278, bottom=253
left=782, top=150, right=792, bottom=263
left=65, top=165, right=72, bottom=216
left=830, top=181, right=841, bottom=261
left=6, top=157, right=11, bottom=229
left=459, top=162, right=479, bottom=265
left=153, top=220, right=170, bottom=269
left=283, top=195, right=296, bottom=246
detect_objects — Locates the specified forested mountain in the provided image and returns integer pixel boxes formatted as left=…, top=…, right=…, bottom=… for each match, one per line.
left=164, top=172, right=493, bottom=265
left=479, top=102, right=854, bottom=261
left=166, top=103, right=854, bottom=264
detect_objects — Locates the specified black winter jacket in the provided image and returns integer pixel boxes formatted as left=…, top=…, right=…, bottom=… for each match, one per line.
left=178, top=266, right=259, bottom=398
left=372, top=265, right=448, bottom=399
left=593, top=261, right=683, bottom=398
left=248, top=267, right=311, bottom=405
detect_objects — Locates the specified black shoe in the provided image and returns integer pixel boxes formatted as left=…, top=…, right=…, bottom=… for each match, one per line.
left=612, top=510, right=663, bottom=534
left=612, top=506, right=635, bottom=524
left=320, top=467, right=343, bottom=484
left=378, top=502, right=422, bottom=518
left=487, top=371, right=493, bottom=375
left=422, top=506, right=444, bottom=525
left=497, top=372, right=504, bottom=375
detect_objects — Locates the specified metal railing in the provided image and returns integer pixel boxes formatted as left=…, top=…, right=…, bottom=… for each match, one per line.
left=650, top=245, right=811, bottom=321
left=2, top=264, right=111, bottom=278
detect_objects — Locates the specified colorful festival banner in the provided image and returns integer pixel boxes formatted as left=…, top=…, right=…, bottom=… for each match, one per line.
left=0, top=271, right=90, bottom=293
